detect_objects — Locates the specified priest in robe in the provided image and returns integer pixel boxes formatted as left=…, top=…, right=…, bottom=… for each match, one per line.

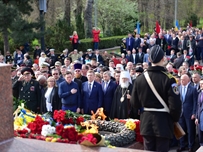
left=110, top=70, right=133, bottom=119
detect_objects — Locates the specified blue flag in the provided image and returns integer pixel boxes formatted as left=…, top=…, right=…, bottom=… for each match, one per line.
left=175, top=20, right=180, bottom=30
left=136, top=21, right=140, bottom=34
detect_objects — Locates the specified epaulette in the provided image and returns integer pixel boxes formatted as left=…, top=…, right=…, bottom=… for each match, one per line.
left=161, top=71, right=174, bottom=79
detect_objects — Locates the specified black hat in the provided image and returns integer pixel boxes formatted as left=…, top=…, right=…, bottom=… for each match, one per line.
left=74, top=63, right=82, bottom=70
left=11, top=65, right=17, bottom=72
left=21, top=67, right=34, bottom=76
left=135, top=67, right=144, bottom=73
left=149, top=45, right=164, bottom=63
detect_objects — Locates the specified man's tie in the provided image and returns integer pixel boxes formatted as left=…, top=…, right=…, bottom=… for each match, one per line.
left=88, top=83, right=92, bottom=95
left=200, top=92, right=203, bottom=104
left=182, top=86, right=186, bottom=101
left=104, top=82, right=108, bottom=93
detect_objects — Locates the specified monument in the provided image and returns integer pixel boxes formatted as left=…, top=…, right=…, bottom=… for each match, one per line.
left=0, top=65, right=13, bottom=142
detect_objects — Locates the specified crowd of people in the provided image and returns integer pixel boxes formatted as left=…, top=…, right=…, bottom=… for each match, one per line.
left=0, top=25, right=202, bottom=151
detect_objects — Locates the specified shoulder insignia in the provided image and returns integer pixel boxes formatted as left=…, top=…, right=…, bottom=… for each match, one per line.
left=162, top=71, right=174, bottom=79
left=171, top=83, right=179, bottom=95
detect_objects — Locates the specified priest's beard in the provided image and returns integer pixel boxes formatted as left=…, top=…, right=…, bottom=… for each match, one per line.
left=120, top=81, right=129, bottom=88
left=75, top=73, right=81, bottom=78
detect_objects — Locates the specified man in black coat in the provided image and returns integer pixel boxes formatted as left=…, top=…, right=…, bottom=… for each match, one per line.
left=136, top=47, right=144, bottom=64
left=130, top=45, right=182, bottom=152
left=156, top=33, right=167, bottom=51
left=13, top=67, right=41, bottom=113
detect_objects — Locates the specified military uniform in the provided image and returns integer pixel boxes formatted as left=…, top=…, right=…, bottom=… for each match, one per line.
left=131, top=66, right=182, bottom=151
left=131, top=66, right=181, bottom=138
left=59, top=54, right=68, bottom=65
left=13, top=79, right=41, bottom=113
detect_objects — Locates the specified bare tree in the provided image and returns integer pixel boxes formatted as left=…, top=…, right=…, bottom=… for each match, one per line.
left=64, top=0, right=71, bottom=26
left=84, top=0, right=93, bottom=38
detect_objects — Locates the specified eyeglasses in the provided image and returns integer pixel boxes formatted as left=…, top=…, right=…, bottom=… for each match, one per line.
left=52, top=73, right=59, bottom=75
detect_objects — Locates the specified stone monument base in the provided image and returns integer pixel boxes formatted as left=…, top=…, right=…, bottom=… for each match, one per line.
left=0, top=138, right=148, bottom=152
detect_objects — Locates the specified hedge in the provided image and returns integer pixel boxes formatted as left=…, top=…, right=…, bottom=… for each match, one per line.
left=58, top=35, right=126, bottom=52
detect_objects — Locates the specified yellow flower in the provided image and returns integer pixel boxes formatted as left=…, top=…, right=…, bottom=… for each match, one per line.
left=14, top=117, right=24, bottom=126
left=107, top=145, right=116, bottom=148
left=45, top=137, right=52, bottom=142
left=51, top=138, right=57, bottom=142
left=125, top=120, right=136, bottom=130
left=24, top=115, right=35, bottom=124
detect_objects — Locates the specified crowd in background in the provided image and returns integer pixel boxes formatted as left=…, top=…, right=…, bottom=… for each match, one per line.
left=0, top=25, right=203, bottom=151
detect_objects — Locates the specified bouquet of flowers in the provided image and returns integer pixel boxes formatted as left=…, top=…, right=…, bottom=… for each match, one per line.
left=27, top=115, right=49, bottom=134
left=190, top=65, right=203, bottom=75
left=55, top=124, right=83, bottom=142
left=79, top=133, right=105, bottom=147
left=53, top=110, right=90, bottom=125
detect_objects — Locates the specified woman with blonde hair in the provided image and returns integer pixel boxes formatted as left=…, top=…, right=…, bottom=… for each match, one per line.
left=71, top=31, right=79, bottom=50
left=178, top=66, right=187, bottom=76
left=95, top=72, right=102, bottom=84
left=40, top=76, right=61, bottom=114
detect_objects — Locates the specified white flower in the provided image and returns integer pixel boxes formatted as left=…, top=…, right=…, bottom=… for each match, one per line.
left=41, top=125, right=56, bottom=136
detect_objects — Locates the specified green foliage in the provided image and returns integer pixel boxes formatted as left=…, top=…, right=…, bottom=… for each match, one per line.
left=51, top=35, right=125, bottom=53
left=97, top=0, right=138, bottom=37
left=0, top=0, right=40, bottom=53
left=10, top=16, right=41, bottom=46
left=13, top=97, right=26, bottom=112
left=75, top=15, right=85, bottom=39
left=45, top=19, right=74, bottom=51
left=184, top=12, right=199, bottom=27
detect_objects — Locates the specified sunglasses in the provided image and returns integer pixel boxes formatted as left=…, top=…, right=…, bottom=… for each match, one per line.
left=52, top=73, right=59, bottom=75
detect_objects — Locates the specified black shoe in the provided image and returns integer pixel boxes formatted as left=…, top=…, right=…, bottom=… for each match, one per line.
left=176, top=147, right=186, bottom=152
left=188, top=148, right=193, bottom=152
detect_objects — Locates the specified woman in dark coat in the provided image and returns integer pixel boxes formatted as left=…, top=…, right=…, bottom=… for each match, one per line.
left=41, top=76, right=61, bottom=114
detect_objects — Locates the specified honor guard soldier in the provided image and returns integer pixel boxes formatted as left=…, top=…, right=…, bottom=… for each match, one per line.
left=131, top=45, right=182, bottom=152
left=13, top=67, right=41, bottom=113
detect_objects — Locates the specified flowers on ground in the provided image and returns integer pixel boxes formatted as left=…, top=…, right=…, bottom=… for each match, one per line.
left=125, top=120, right=136, bottom=130
left=41, top=124, right=56, bottom=137
left=27, top=115, right=49, bottom=134
left=53, top=110, right=86, bottom=125
left=79, top=134, right=97, bottom=145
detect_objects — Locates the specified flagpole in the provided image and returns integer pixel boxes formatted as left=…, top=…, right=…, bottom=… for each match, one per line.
left=174, top=0, right=177, bottom=27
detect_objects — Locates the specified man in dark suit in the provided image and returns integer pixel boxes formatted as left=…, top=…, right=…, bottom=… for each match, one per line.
left=130, top=49, right=137, bottom=65
left=92, top=50, right=104, bottom=65
left=169, top=49, right=177, bottom=63
left=136, top=47, right=144, bottom=64
left=102, top=71, right=117, bottom=117
left=49, top=49, right=58, bottom=66
left=192, top=72, right=201, bottom=92
left=173, top=52, right=184, bottom=69
left=195, top=79, right=203, bottom=146
left=125, top=33, right=135, bottom=51
left=156, top=33, right=167, bottom=51
left=178, top=74, right=197, bottom=152
left=81, top=70, right=103, bottom=115
left=133, top=34, right=141, bottom=51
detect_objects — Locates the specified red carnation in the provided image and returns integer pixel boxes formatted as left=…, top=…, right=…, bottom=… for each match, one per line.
left=56, top=124, right=64, bottom=136
left=76, top=116, right=84, bottom=125
left=66, top=127, right=78, bottom=141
